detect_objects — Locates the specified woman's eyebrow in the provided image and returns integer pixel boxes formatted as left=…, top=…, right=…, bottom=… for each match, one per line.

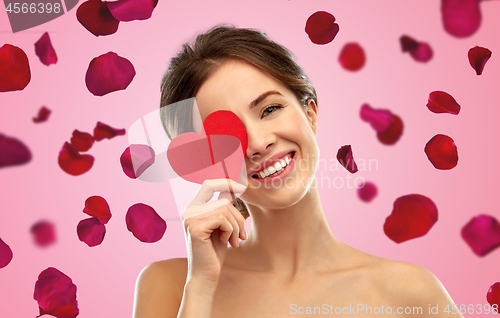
left=248, top=91, right=283, bottom=109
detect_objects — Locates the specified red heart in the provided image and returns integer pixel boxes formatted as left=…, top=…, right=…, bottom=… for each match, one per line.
left=203, top=110, right=247, bottom=156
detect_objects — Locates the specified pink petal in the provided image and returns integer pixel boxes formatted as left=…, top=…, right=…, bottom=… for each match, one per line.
left=0, top=133, right=32, bottom=168
left=85, top=51, right=135, bottom=96
left=77, top=217, right=106, bottom=247
left=0, top=237, right=13, bottom=269
left=360, top=103, right=394, bottom=132
left=126, top=203, right=166, bottom=243
left=30, top=220, right=56, bottom=247
left=338, top=42, right=366, bottom=71
left=305, top=11, right=340, bottom=45
left=441, top=0, right=482, bottom=38
left=427, top=91, right=461, bottom=115
left=0, top=44, right=31, bottom=92
left=376, top=114, right=404, bottom=145
left=33, top=106, right=51, bottom=123
left=487, top=282, right=500, bottom=312
left=34, top=32, right=58, bottom=66
left=468, top=45, right=492, bottom=75
left=357, top=181, right=378, bottom=202
left=83, top=195, right=111, bottom=224
left=93, top=121, right=126, bottom=141
left=107, top=0, right=156, bottom=22
left=461, top=215, right=500, bottom=257
left=424, top=134, right=459, bottom=170
left=336, top=145, right=358, bottom=173
left=70, top=129, right=94, bottom=152
left=384, top=194, right=438, bottom=243
left=76, top=0, right=120, bottom=37
left=58, top=142, right=94, bottom=176
left=120, top=144, right=155, bottom=179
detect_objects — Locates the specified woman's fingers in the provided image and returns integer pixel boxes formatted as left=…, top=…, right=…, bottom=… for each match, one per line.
left=189, top=179, right=247, bottom=206
left=185, top=214, right=234, bottom=245
left=182, top=198, right=230, bottom=220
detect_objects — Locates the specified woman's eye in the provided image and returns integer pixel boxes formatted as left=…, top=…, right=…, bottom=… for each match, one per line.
left=261, top=105, right=282, bottom=118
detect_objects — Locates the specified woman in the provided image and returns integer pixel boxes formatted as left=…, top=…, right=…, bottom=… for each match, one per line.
left=133, top=25, right=463, bottom=318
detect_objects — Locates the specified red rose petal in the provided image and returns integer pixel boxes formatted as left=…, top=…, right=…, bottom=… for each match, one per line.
left=427, top=91, right=461, bottom=115
left=0, top=237, right=13, bottom=269
left=33, top=106, right=52, bottom=123
left=336, top=145, right=358, bottom=174
left=461, top=215, right=500, bottom=257
left=441, top=0, right=482, bottom=38
left=376, top=114, right=404, bottom=145
left=424, top=134, right=459, bottom=170
left=384, top=194, right=438, bottom=243
left=58, top=142, right=94, bottom=176
left=360, top=103, right=394, bottom=132
left=77, top=217, right=106, bottom=247
left=0, top=44, right=31, bottom=92
left=83, top=195, right=111, bottom=224
left=76, top=0, right=120, bottom=37
left=120, top=144, right=155, bottom=179
left=33, top=267, right=79, bottom=318
left=410, top=42, right=433, bottom=63
left=487, top=282, right=500, bottom=313
left=85, top=51, right=135, bottom=96
left=93, top=121, right=126, bottom=141
left=126, top=203, right=166, bottom=243
left=107, top=0, right=156, bottom=22
left=0, top=133, right=32, bottom=168
left=338, top=42, right=365, bottom=71
left=30, top=220, right=56, bottom=247
left=468, top=45, right=492, bottom=75
left=70, top=129, right=94, bottom=152
left=357, top=181, right=378, bottom=202
left=400, top=35, right=419, bottom=52
left=34, top=32, right=58, bottom=66
left=305, top=11, right=339, bottom=45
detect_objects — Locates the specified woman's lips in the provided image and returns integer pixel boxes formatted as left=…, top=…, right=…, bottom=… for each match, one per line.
left=251, top=152, right=296, bottom=183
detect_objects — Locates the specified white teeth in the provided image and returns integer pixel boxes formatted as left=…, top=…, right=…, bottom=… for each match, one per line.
left=254, top=153, right=294, bottom=178
left=268, top=166, right=276, bottom=174
left=280, top=159, right=286, bottom=167
left=285, top=156, right=291, bottom=164
left=274, top=161, right=282, bottom=171
left=259, top=171, right=266, bottom=178
left=264, top=168, right=270, bottom=176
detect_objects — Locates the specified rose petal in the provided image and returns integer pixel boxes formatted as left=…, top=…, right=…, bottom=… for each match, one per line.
left=83, top=195, right=111, bottom=224
left=0, top=44, right=31, bottom=92
left=33, top=106, right=52, bottom=123
left=461, top=215, right=500, bottom=257
left=30, top=220, right=56, bottom=247
left=58, top=142, right=94, bottom=176
left=338, top=42, right=365, bottom=71
left=376, top=114, right=404, bottom=145
left=70, top=129, right=94, bottom=152
left=357, top=181, right=378, bottom=202
left=120, top=144, right=155, bottom=179
left=34, top=32, right=58, bottom=66
left=384, top=194, right=438, bottom=243
left=126, top=203, right=166, bottom=243
left=305, top=11, right=339, bottom=45
left=77, top=217, right=106, bottom=247
left=441, top=0, right=482, bottom=38
left=468, top=45, right=492, bottom=75
left=400, top=35, right=419, bottom=52
left=410, top=42, right=433, bottom=63
left=360, top=103, right=394, bottom=132
left=0, top=133, right=32, bottom=168
left=107, top=0, right=156, bottom=22
left=76, top=0, right=120, bottom=37
left=33, top=267, right=79, bottom=318
left=336, top=145, right=358, bottom=174
left=424, top=134, right=459, bottom=170
left=487, top=282, right=500, bottom=312
left=427, top=91, right=461, bottom=115
left=0, top=237, right=13, bottom=269
left=93, top=121, right=126, bottom=141
left=85, top=52, right=135, bottom=96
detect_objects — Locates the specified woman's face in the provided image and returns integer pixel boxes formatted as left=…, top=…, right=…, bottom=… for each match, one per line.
left=194, top=59, right=319, bottom=210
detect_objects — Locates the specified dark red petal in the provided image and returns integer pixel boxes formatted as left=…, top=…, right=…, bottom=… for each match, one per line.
left=77, top=217, right=106, bottom=247
left=400, top=35, right=419, bottom=52
left=376, top=114, right=404, bottom=145
left=383, top=194, right=438, bottom=243
left=427, top=91, right=461, bottom=115
left=30, top=220, right=56, bottom=247
left=107, top=0, right=156, bottom=22
left=0, top=133, right=32, bottom=168
left=93, top=121, right=126, bottom=141
left=357, top=181, right=378, bottom=202
left=126, top=203, right=166, bottom=243
left=441, top=0, right=482, bottom=38
left=85, top=52, right=135, bottom=96
left=487, top=282, right=500, bottom=312
left=0, top=44, right=31, bottom=92
left=468, top=45, right=492, bottom=75
left=83, top=195, right=111, bottom=224
left=360, top=103, right=394, bottom=132
left=461, top=215, right=500, bottom=257
left=76, top=0, right=119, bottom=37
left=70, top=129, right=94, bottom=152
left=0, top=237, right=13, bottom=269
left=305, top=11, right=339, bottom=45
left=338, top=42, right=365, bottom=71
left=424, top=134, right=458, bottom=170
left=33, top=106, right=51, bottom=123
left=34, top=32, right=58, bottom=66
left=410, top=42, right=433, bottom=63
left=58, top=142, right=94, bottom=176
left=120, top=144, right=155, bottom=179
left=33, top=267, right=79, bottom=318
left=336, top=145, right=358, bottom=174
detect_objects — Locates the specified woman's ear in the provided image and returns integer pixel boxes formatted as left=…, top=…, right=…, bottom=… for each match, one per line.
left=305, top=98, right=318, bottom=135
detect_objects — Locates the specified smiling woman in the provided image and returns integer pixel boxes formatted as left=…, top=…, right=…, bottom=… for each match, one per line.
left=132, top=25, right=464, bottom=318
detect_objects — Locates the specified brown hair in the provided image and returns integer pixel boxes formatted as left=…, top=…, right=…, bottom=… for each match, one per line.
left=159, top=24, right=318, bottom=219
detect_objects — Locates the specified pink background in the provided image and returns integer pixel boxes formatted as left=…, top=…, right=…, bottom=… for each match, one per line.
left=1, top=0, right=500, bottom=316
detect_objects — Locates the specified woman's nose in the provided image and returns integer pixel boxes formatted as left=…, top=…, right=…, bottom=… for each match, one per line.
left=245, top=125, right=276, bottom=159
